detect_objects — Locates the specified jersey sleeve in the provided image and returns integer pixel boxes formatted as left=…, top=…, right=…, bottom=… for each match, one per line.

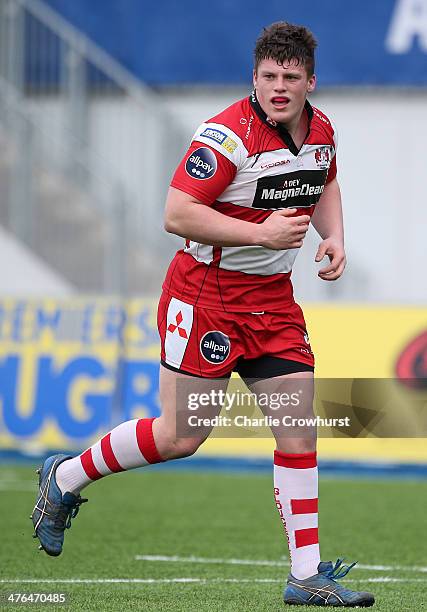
left=170, top=122, right=247, bottom=205
left=325, top=121, right=338, bottom=184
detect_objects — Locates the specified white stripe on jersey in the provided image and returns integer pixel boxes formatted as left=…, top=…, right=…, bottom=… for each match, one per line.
left=184, top=241, right=214, bottom=265
left=193, top=122, right=247, bottom=168
left=164, top=298, right=194, bottom=368
left=219, top=245, right=298, bottom=275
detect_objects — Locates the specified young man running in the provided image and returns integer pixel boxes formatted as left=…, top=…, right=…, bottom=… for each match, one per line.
left=31, top=22, right=374, bottom=607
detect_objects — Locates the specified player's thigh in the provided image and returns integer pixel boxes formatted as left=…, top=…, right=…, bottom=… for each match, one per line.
left=248, top=371, right=316, bottom=452
left=156, top=364, right=229, bottom=443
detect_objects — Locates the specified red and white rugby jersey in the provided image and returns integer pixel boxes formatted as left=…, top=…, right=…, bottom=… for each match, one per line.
left=163, top=92, right=338, bottom=312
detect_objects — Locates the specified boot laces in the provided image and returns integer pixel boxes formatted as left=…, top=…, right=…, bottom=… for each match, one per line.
left=54, top=496, right=88, bottom=530
left=326, top=558, right=357, bottom=581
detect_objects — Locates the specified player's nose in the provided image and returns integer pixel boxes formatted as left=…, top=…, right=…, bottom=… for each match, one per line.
left=274, top=76, right=287, bottom=92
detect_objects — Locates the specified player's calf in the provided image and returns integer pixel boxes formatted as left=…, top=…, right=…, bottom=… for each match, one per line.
left=157, top=437, right=205, bottom=460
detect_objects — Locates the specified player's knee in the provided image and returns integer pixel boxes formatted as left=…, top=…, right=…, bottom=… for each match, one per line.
left=175, top=439, right=201, bottom=458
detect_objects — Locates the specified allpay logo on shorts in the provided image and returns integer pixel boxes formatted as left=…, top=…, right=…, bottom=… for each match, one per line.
left=185, top=147, right=217, bottom=180
left=200, top=331, right=230, bottom=364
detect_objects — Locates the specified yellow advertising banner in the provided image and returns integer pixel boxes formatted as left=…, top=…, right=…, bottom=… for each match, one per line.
left=0, top=299, right=425, bottom=464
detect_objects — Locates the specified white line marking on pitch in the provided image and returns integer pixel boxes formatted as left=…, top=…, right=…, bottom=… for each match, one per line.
left=136, top=555, right=288, bottom=567
left=135, top=554, right=427, bottom=573
left=0, top=578, right=426, bottom=584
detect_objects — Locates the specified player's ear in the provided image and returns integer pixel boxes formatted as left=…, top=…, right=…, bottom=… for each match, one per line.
left=253, top=68, right=257, bottom=89
left=307, top=74, right=316, bottom=93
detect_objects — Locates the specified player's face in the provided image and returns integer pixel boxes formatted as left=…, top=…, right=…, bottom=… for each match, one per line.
left=253, top=59, right=316, bottom=130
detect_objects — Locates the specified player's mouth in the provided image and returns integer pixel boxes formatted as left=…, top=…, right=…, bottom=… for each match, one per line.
left=271, top=96, right=290, bottom=109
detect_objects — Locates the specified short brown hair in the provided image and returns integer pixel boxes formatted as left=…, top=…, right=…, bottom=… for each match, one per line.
left=254, top=22, right=317, bottom=76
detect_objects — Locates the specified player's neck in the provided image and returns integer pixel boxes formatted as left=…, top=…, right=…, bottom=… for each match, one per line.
left=282, top=107, right=308, bottom=150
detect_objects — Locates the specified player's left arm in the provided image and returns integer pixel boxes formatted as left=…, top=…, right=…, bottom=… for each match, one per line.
left=310, top=177, right=346, bottom=281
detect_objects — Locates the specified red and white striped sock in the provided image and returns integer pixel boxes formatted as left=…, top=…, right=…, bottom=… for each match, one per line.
left=273, top=450, right=320, bottom=580
left=55, top=418, right=163, bottom=495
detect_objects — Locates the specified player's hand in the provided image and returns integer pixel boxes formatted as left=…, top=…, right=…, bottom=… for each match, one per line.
left=258, top=208, right=311, bottom=250
left=315, top=237, right=346, bottom=281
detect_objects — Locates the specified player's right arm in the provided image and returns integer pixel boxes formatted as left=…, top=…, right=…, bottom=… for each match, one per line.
left=165, top=123, right=309, bottom=250
left=164, top=186, right=310, bottom=250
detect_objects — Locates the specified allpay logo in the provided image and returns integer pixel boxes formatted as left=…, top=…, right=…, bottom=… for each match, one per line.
left=185, top=147, right=217, bottom=180
left=200, top=330, right=230, bottom=364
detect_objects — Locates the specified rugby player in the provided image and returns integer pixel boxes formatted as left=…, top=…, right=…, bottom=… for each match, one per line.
left=31, top=22, right=374, bottom=607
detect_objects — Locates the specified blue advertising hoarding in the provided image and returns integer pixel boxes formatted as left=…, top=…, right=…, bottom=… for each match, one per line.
left=42, top=0, right=427, bottom=85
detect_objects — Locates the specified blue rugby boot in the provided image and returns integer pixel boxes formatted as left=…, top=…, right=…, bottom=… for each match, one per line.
left=30, top=454, right=88, bottom=556
left=283, top=558, right=375, bottom=607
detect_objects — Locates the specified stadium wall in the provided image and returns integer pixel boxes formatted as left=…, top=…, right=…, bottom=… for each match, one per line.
left=0, top=227, right=74, bottom=296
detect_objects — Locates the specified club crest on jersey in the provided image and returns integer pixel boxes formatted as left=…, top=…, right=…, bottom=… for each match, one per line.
left=185, top=147, right=217, bottom=180
left=200, top=331, right=230, bottom=364
left=314, top=147, right=331, bottom=169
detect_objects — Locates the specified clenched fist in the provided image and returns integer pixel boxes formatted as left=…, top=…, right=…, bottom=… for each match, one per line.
left=257, top=208, right=310, bottom=250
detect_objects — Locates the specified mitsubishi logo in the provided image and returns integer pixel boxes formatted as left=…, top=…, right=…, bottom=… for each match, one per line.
left=167, top=311, right=188, bottom=338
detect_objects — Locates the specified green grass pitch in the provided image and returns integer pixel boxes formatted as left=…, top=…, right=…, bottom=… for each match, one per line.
left=0, top=465, right=426, bottom=611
